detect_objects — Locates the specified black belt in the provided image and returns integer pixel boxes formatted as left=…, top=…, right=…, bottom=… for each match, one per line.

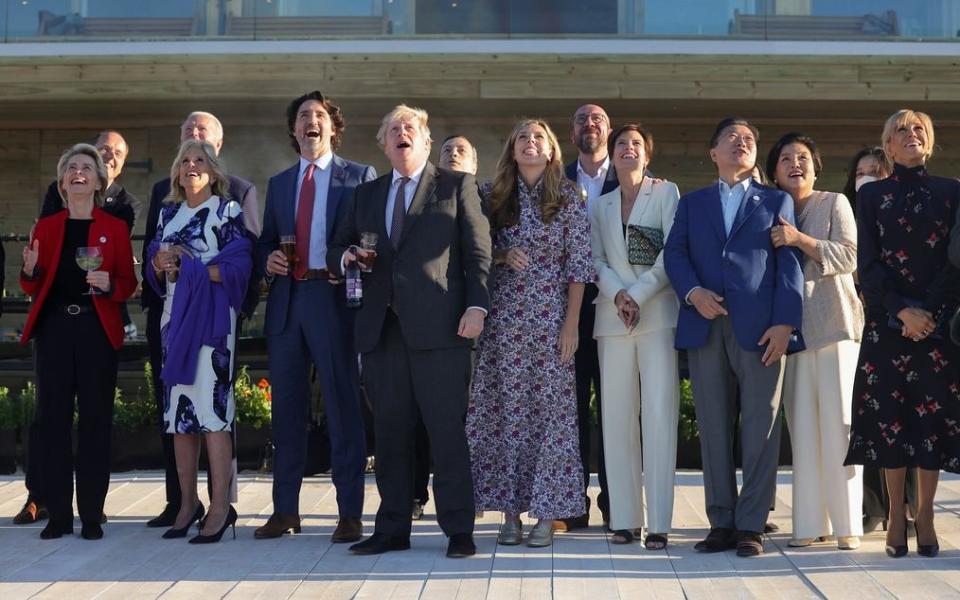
left=52, top=303, right=95, bottom=316
left=298, top=269, right=334, bottom=281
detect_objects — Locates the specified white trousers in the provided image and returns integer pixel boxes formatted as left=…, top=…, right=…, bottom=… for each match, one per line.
left=783, top=339, right=864, bottom=538
left=598, top=328, right=679, bottom=532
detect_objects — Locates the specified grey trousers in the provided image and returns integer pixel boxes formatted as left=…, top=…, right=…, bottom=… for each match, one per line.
left=688, top=316, right=784, bottom=533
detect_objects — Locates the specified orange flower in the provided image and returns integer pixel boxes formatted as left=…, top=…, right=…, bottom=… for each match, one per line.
left=257, top=378, right=270, bottom=390
left=265, top=391, right=272, bottom=403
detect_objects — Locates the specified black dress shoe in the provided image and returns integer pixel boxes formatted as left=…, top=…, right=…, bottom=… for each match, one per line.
left=331, top=517, right=363, bottom=543
left=736, top=530, right=764, bottom=557
left=13, top=498, right=48, bottom=525
left=863, top=516, right=887, bottom=533
left=446, top=533, right=476, bottom=558
left=558, top=513, right=589, bottom=532
left=81, top=522, right=103, bottom=540
left=695, top=527, right=735, bottom=552
left=40, top=519, right=74, bottom=539
left=349, top=533, right=411, bottom=555
left=146, top=503, right=180, bottom=528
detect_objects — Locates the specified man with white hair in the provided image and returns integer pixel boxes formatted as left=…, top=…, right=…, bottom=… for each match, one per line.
left=141, top=110, right=261, bottom=528
left=329, top=105, right=491, bottom=558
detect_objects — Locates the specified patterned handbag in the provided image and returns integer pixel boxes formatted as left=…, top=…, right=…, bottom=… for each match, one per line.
left=626, top=225, right=664, bottom=266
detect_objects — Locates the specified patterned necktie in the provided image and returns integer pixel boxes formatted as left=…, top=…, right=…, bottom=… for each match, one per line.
left=294, top=163, right=315, bottom=279
left=391, top=176, right=410, bottom=248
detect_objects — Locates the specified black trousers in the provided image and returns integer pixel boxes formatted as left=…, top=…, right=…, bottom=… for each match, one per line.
left=413, top=419, right=430, bottom=504
left=573, top=283, right=609, bottom=519
left=147, top=306, right=181, bottom=508
left=863, top=465, right=919, bottom=519
left=363, top=311, right=474, bottom=539
left=33, top=309, right=117, bottom=524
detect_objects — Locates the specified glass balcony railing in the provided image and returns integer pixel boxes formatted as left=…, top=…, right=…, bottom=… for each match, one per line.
left=1, top=0, right=957, bottom=42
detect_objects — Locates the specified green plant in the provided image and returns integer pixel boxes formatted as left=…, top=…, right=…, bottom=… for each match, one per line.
left=678, top=378, right=699, bottom=441
left=113, top=386, right=153, bottom=432
left=19, top=382, right=36, bottom=428
left=234, top=366, right=271, bottom=429
left=0, top=387, right=17, bottom=429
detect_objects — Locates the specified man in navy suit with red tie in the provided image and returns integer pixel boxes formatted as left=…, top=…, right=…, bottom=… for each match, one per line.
left=255, top=91, right=376, bottom=542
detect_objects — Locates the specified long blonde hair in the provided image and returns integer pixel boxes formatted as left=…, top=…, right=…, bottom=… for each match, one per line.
left=489, top=118, right=566, bottom=230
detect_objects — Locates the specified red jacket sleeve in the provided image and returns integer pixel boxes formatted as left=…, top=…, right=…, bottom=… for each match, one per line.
left=108, top=221, right=137, bottom=302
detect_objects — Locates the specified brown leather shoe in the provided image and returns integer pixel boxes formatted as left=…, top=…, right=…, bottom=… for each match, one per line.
left=254, top=513, right=301, bottom=539
left=331, top=517, right=363, bottom=543
left=13, top=499, right=48, bottom=525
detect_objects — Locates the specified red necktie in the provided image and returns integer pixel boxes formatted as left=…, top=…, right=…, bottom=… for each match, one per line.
left=294, top=163, right=315, bottom=279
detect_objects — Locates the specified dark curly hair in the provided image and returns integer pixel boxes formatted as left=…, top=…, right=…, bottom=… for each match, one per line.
left=285, top=90, right=345, bottom=154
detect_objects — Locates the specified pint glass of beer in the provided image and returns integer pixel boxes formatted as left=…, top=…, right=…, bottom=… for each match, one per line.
left=358, top=231, right=378, bottom=273
left=280, top=234, right=297, bottom=273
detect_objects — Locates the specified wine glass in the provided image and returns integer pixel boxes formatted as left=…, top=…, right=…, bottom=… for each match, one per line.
left=76, top=246, right=103, bottom=295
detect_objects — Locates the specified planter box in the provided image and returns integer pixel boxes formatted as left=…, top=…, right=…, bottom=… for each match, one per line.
left=111, top=428, right=162, bottom=471
left=236, top=425, right=270, bottom=472
left=0, top=428, right=16, bottom=474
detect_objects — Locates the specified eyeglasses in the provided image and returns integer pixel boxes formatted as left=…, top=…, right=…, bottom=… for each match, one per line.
left=574, top=113, right=607, bottom=126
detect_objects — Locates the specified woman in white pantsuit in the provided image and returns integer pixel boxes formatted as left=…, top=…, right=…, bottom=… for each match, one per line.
left=591, top=124, right=680, bottom=549
left=766, top=133, right=865, bottom=550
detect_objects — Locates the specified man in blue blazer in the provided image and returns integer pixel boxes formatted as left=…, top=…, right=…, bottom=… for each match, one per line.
left=664, top=117, right=803, bottom=557
left=255, top=91, right=376, bottom=543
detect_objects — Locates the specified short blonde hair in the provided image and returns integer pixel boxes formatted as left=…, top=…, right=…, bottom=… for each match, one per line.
left=164, top=139, right=230, bottom=204
left=376, top=104, right=432, bottom=148
left=56, top=143, right=108, bottom=207
left=881, top=109, right=935, bottom=168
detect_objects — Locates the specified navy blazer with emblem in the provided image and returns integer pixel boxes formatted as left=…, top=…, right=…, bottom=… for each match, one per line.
left=663, top=179, right=804, bottom=352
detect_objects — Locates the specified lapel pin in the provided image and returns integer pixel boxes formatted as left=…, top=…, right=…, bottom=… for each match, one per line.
left=99, top=236, right=107, bottom=243
left=752, top=195, right=759, bottom=201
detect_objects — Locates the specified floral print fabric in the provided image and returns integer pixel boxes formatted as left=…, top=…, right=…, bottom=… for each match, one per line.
left=467, top=177, right=596, bottom=518
left=158, top=196, right=245, bottom=434
left=845, top=164, right=960, bottom=472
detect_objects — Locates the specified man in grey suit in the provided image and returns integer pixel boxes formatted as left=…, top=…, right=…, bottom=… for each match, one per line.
left=329, top=105, right=491, bottom=558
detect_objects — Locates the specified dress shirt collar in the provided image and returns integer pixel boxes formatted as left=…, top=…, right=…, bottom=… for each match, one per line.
left=298, top=152, right=333, bottom=177
left=576, top=156, right=610, bottom=180
left=718, top=176, right=752, bottom=196
left=392, top=162, right=427, bottom=187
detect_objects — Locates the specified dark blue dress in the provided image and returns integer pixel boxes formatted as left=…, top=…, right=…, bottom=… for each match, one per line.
left=845, top=163, right=960, bottom=472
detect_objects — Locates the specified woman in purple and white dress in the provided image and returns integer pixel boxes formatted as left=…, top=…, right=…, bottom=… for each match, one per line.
left=146, top=139, right=251, bottom=544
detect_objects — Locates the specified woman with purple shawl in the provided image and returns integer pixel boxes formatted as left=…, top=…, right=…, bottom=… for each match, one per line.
left=146, top=139, right=252, bottom=544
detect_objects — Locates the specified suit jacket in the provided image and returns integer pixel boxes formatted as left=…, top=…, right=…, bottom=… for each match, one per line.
left=564, top=159, right=619, bottom=201
left=257, top=154, right=376, bottom=336
left=41, top=180, right=138, bottom=232
left=0, top=238, right=4, bottom=318
left=663, top=180, right=804, bottom=352
left=142, top=174, right=259, bottom=315
left=328, top=163, right=492, bottom=353
left=20, top=208, right=137, bottom=349
left=591, top=179, right=680, bottom=338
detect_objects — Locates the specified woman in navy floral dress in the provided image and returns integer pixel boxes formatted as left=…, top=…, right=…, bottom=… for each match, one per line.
left=466, top=119, right=595, bottom=548
left=845, top=110, right=960, bottom=558
left=146, top=140, right=252, bottom=543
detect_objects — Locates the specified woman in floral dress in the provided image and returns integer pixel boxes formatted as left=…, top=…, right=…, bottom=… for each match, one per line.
left=845, top=110, right=960, bottom=559
left=146, top=139, right=252, bottom=544
left=466, top=118, right=595, bottom=548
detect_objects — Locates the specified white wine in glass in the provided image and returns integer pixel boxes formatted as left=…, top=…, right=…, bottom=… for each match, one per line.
left=76, top=246, right=103, bottom=295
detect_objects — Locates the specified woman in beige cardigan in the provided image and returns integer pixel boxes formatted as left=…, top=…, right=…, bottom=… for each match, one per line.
left=591, top=124, right=679, bottom=549
left=766, top=133, right=864, bottom=550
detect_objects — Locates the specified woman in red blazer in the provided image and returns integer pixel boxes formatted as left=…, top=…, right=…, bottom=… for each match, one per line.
left=19, top=143, right=136, bottom=540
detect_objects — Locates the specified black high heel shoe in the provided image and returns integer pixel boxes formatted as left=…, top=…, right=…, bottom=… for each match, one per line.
left=915, top=521, right=940, bottom=557
left=885, top=515, right=908, bottom=558
left=188, top=506, right=237, bottom=544
left=162, top=503, right=205, bottom=539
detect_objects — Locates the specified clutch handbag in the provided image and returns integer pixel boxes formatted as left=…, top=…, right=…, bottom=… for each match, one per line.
left=626, top=225, right=664, bottom=266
